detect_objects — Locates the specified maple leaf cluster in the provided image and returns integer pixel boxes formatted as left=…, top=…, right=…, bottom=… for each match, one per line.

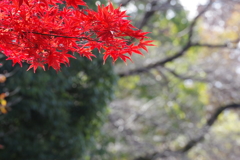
left=0, top=0, right=154, bottom=72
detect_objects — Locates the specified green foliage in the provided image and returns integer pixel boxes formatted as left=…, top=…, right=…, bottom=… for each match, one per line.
left=0, top=52, right=116, bottom=160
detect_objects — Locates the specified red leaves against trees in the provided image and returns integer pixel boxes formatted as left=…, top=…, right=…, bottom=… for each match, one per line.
left=0, top=0, right=154, bottom=72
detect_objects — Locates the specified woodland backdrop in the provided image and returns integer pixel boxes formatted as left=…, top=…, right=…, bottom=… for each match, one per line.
left=1, top=0, right=240, bottom=160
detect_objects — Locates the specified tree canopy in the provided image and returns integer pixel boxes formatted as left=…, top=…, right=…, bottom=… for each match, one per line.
left=0, top=0, right=153, bottom=72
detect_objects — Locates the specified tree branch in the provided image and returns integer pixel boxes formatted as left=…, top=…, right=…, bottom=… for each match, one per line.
left=137, top=0, right=172, bottom=29
left=30, top=32, right=100, bottom=42
left=120, top=0, right=132, bottom=6
left=118, top=36, right=240, bottom=77
left=134, top=103, right=240, bottom=160
left=118, top=42, right=192, bottom=77
left=118, top=38, right=240, bottom=77
left=118, top=0, right=214, bottom=78
left=161, top=67, right=208, bottom=82
left=192, top=39, right=240, bottom=48
left=187, top=0, right=214, bottom=42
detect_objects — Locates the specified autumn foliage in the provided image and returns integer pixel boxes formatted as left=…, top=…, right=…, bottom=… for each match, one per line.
left=0, top=0, right=154, bottom=72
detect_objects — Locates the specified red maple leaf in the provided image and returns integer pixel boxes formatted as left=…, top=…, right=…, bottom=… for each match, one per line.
left=0, top=0, right=154, bottom=72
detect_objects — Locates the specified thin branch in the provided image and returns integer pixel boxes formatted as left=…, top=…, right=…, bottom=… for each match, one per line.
left=187, top=0, right=214, bottom=42
left=137, top=0, right=171, bottom=29
left=1, top=27, right=102, bottom=42
left=192, top=39, right=240, bottom=48
left=4, top=68, right=19, bottom=78
left=118, top=42, right=192, bottom=77
left=162, top=67, right=208, bottom=82
left=120, top=0, right=132, bottom=6
left=30, top=32, right=100, bottom=42
left=7, top=87, right=20, bottom=97
left=6, top=97, right=22, bottom=108
left=134, top=103, right=240, bottom=160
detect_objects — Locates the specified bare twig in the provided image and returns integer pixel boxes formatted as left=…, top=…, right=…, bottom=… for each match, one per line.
left=162, top=67, right=208, bottom=82
left=4, top=68, right=19, bottom=78
left=187, top=0, right=214, bottom=42
left=6, top=97, right=22, bottom=108
left=7, top=87, right=21, bottom=97
left=192, top=38, right=240, bottom=48
left=137, top=0, right=172, bottom=29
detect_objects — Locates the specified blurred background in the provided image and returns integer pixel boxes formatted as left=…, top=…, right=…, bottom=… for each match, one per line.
left=1, top=0, right=240, bottom=160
